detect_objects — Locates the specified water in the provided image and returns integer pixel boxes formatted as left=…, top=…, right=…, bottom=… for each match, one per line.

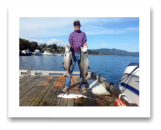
left=19, top=55, right=139, bottom=83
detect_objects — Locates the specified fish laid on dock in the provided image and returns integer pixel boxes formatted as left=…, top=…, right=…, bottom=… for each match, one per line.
left=57, top=93, right=88, bottom=99
left=79, top=45, right=90, bottom=87
left=63, top=45, right=72, bottom=77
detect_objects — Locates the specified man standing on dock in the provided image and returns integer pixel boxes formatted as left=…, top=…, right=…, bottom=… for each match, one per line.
left=63, top=20, right=88, bottom=93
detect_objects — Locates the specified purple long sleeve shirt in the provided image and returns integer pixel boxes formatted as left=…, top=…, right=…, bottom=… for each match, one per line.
left=69, top=30, right=87, bottom=53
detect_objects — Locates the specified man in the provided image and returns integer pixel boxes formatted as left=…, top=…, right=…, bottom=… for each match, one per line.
left=63, top=20, right=88, bottom=93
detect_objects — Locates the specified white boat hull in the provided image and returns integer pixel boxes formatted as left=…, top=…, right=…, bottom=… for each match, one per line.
left=42, top=51, right=54, bottom=55
left=33, top=53, right=42, bottom=55
left=119, top=63, right=139, bottom=105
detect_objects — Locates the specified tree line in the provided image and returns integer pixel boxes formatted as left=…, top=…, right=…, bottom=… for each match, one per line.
left=19, top=38, right=65, bottom=53
left=19, top=38, right=108, bottom=55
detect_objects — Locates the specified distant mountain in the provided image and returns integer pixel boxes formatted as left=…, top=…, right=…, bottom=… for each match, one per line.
left=90, top=48, right=139, bottom=57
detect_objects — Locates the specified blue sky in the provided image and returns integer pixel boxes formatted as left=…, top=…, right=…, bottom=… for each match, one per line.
left=19, top=17, right=139, bottom=52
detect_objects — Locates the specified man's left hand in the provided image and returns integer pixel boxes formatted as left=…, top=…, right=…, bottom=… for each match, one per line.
left=84, top=43, right=88, bottom=47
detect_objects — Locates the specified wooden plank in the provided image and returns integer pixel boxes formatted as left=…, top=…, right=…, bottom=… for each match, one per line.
left=47, top=76, right=64, bottom=106
left=19, top=76, right=44, bottom=98
left=30, top=76, right=56, bottom=106
left=58, top=76, right=68, bottom=106
left=45, top=76, right=63, bottom=106
left=82, top=98, right=91, bottom=106
left=67, top=76, right=75, bottom=106
left=38, top=76, right=59, bottom=106
left=59, top=98, right=68, bottom=106
left=19, top=76, right=39, bottom=88
left=19, top=75, right=35, bottom=82
left=74, top=101, right=83, bottom=106
left=19, top=76, right=24, bottom=80
left=40, top=75, right=54, bottom=87
left=40, top=87, right=58, bottom=106
left=20, top=76, right=49, bottom=106
left=20, top=76, right=48, bottom=105
left=53, top=76, right=63, bottom=87
left=52, top=87, right=63, bottom=106
left=73, top=76, right=83, bottom=106
left=59, top=76, right=67, bottom=87
left=21, top=76, right=50, bottom=106
left=66, top=100, right=74, bottom=106
left=19, top=75, right=36, bottom=83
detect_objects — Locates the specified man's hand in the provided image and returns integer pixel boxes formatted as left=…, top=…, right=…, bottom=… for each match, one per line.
left=65, top=45, right=72, bottom=49
left=69, top=45, right=73, bottom=49
left=84, top=43, right=88, bottom=47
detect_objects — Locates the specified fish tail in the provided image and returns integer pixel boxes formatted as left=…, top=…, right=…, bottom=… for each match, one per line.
left=80, top=80, right=88, bottom=86
left=64, top=72, right=72, bottom=77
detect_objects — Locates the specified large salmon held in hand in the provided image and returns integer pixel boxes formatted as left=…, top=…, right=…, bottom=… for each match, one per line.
left=79, top=45, right=90, bottom=87
left=63, top=45, right=72, bottom=77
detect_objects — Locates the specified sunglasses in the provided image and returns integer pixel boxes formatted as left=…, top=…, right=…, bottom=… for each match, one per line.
left=74, top=23, right=80, bottom=26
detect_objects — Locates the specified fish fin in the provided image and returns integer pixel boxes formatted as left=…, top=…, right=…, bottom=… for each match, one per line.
left=63, top=62, right=64, bottom=64
left=88, top=66, right=90, bottom=69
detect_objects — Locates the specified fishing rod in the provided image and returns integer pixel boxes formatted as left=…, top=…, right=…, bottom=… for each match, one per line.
left=113, top=65, right=139, bottom=85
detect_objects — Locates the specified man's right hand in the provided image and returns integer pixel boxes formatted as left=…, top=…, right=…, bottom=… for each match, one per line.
left=69, top=45, right=73, bottom=49
left=65, top=45, right=72, bottom=49
left=84, top=43, right=88, bottom=47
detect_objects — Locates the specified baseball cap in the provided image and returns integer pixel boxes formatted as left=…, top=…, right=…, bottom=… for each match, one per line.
left=73, top=20, right=80, bottom=24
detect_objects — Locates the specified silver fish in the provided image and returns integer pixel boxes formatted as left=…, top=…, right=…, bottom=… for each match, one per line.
left=57, top=93, right=88, bottom=99
left=79, top=45, right=90, bottom=87
left=63, top=45, right=72, bottom=77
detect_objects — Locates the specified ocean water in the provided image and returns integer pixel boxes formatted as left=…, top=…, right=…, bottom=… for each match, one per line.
left=19, top=55, right=139, bottom=83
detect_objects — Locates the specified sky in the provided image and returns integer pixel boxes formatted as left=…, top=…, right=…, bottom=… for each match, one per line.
left=19, top=17, right=139, bottom=52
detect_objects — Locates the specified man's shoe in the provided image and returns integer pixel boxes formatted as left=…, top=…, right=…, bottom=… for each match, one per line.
left=63, top=87, right=68, bottom=92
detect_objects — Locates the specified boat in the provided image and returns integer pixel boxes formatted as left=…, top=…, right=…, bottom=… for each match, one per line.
left=57, top=54, right=62, bottom=56
left=20, top=49, right=32, bottom=56
left=33, top=49, right=41, bottom=55
left=118, top=63, right=139, bottom=106
left=42, top=51, right=54, bottom=56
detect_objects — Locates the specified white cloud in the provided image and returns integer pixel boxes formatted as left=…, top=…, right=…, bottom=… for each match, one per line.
left=125, top=27, right=139, bottom=31
left=83, top=25, right=126, bottom=35
left=25, top=38, right=68, bottom=47
left=19, top=17, right=139, bottom=37
left=100, top=44, right=108, bottom=47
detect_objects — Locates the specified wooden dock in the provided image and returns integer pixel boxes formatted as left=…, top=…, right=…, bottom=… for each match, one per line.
left=19, top=75, right=99, bottom=106
left=19, top=69, right=133, bottom=106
